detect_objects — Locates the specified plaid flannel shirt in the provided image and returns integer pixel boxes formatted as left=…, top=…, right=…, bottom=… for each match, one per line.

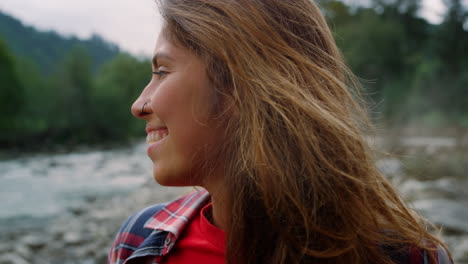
left=108, top=189, right=210, bottom=264
left=108, top=188, right=451, bottom=264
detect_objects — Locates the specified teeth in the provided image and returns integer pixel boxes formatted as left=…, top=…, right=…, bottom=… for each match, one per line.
left=147, top=130, right=168, bottom=144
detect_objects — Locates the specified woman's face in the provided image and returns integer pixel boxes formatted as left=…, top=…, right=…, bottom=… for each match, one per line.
left=131, top=32, right=223, bottom=186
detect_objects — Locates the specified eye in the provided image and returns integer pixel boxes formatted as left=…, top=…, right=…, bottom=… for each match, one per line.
left=152, top=70, right=169, bottom=79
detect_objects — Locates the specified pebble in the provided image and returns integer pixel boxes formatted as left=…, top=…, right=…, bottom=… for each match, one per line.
left=21, top=235, right=45, bottom=250
left=0, top=254, right=29, bottom=264
left=12, top=245, right=31, bottom=259
left=454, top=239, right=468, bottom=262
left=0, top=244, right=10, bottom=254
left=64, top=232, right=86, bottom=246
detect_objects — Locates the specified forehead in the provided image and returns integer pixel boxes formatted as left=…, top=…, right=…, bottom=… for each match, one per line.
left=152, top=32, right=185, bottom=65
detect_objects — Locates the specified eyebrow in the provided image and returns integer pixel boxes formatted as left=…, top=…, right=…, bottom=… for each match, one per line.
left=152, top=52, right=174, bottom=67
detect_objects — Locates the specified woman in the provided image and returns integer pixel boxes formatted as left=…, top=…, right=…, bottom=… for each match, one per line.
left=108, top=0, right=453, bottom=263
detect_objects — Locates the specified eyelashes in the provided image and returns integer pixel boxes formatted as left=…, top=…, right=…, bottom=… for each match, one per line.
left=152, top=71, right=168, bottom=79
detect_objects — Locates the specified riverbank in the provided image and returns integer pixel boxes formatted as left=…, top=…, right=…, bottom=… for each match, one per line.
left=376, top=138, right=468, bottom=263
left=0, top=138, right=142, bottom=161
left=0, top=181, right=191, bottom=264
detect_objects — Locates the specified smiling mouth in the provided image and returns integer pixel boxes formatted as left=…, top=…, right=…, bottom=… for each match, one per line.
left=147, top=129, right=168, bottom=144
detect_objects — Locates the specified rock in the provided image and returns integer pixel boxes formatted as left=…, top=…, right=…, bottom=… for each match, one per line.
left=73, top=243, right=96, bottom=258
left=89, top=210, right=117, bottom=220
left=48, top=160, right=58, bottom=167
left=453, top=238, right=468, bottom=263
left=445, top=235, right=468, bottom=263
left=0, top=254, right=29, bottom=264
left=0, top=244, right=10, bottom=254
left=96, top=248, right=110, bottom=264
left=84, top=195, right=97, bottom=203
left=12, top=245, right=32, bottom=260
left=68, top=205, right=87, bottom=216
left=412, top=199, right=468, bottom=234
left=81, top=259, right=95, bottom=264
left=21, top=234, right=45, bottom=250
left=63, top=232, right=85, bottom=245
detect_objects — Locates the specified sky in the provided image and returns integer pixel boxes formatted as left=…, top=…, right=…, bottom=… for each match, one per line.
left=0, top=0, right=162, bottom=56
left=0, top=0, right=455, bottom=56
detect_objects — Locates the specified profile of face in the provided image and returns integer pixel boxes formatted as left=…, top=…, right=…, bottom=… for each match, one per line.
left=131, top=31, right=223, bottom=187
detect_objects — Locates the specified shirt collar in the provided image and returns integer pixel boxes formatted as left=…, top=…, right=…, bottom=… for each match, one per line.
left=144, top=188, right=210, bottom=240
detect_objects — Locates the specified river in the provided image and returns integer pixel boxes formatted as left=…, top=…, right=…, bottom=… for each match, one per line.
left=0, top=141, right=151, bottom=232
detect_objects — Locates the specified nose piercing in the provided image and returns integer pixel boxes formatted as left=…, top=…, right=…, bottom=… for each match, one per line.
left=141, top=101, right=149, bottom=114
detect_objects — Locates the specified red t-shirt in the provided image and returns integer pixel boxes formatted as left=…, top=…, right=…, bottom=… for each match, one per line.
left=162, top=202, right=226, bottom=263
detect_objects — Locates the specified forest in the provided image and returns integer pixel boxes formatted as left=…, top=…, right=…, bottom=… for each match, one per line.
left=0, top=0, right=467, bottom=149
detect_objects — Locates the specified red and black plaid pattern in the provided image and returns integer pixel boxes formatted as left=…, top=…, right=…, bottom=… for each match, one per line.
left=108, top=189, right=210, bottom=264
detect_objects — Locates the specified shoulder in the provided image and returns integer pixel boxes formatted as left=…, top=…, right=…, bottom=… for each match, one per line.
left=420, top=246, right=452, bottom=264
left=108, top=203, right=167, bottom=263
left=107, top=189, right=210, bottom=264
left=117, top=203, right=168, bottom=241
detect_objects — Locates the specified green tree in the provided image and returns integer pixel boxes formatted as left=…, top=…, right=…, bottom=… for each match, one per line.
left=0, top=39, right=23, bottom=143
left=92, top=53, right=150, bottom=140
left=425, top=0, right=468, bottom=122
left=14, top=57, right=51, bottom=136
left=49, top=46, right=95, bottom=142
left=331, top=8, right=409, bottom=120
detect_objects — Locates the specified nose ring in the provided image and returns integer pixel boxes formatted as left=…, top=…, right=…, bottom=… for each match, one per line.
left=141, top=101, right=149, bottom=114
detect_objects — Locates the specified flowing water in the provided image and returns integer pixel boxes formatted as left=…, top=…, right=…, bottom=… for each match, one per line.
left=0, top=141, right=151, bottom=231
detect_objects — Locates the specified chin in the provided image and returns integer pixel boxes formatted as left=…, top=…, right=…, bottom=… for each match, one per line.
left=152, top=170, right=177, bottom=186
left=153, top=175, right=180, bottom=187
left=152, top=167, right=196, bottom=187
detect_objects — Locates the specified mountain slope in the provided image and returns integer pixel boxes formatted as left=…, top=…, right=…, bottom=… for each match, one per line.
left=0, top=10, right=119, bottom=74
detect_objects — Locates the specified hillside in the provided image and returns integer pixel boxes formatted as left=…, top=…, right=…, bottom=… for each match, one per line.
left=0, top=10, right=119, bottom=74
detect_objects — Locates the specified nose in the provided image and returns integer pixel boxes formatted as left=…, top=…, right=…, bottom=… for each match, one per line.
left=131, top=96, right=152, bottom=119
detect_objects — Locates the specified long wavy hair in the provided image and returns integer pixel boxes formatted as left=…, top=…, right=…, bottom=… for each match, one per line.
left=157, top=0, right=452, bottom=263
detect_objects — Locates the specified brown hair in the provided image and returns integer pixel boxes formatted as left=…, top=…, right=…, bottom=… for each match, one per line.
left=157, top=0, right=452, bottom=263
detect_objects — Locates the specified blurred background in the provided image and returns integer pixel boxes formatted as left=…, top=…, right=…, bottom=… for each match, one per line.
left=0, top=0, right=467, bottom=263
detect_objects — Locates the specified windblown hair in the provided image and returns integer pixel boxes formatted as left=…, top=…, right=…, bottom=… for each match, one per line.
left=158, top=0, right=452, bottom=263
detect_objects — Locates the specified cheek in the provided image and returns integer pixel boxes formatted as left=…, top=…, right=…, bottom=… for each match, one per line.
left=151, top=77, right=214, bottom=147
left=150, top=80, right=185, bottom=121
left=152, top=72, right=215, bottom=124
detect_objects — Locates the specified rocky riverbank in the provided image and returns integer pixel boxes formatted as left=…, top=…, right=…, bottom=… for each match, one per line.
left=2, top=175, right=467, bottom=264
left=0, top=182, right=191, bottom=264
left=399, top=176, right=468, bottom=262
left=376, top=138, right=468, bottom=263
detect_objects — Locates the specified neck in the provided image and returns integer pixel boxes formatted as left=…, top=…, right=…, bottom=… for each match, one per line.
left=202, top=179, right=227, bottom=231
left=210, top=193, right=227, bottom=230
